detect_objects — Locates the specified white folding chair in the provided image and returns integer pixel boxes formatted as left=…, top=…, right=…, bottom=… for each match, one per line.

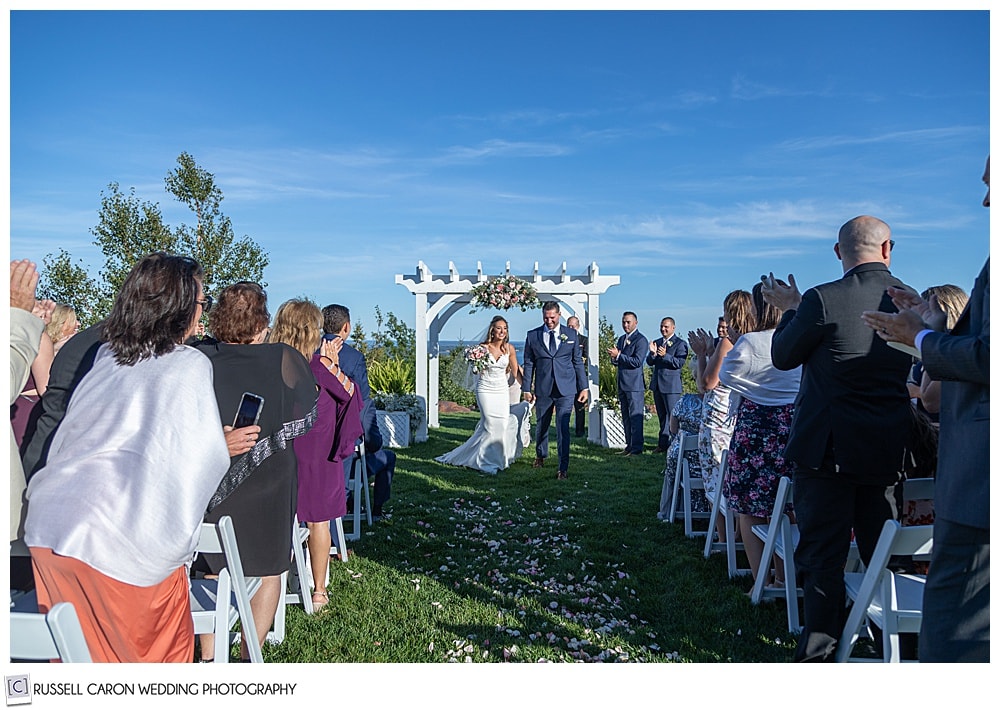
left=703, top=451, right=749, bottom=577
left=666, top=433, right=710, bottom=537
left=901, top=477, right=935, bottom=510
left=190, top=515, right=263, bottom=663
left=10, top=602, right=92, bottom=663
left=749, top=476, right=802, bottom=632
left=268, top=517, right=317, bottom=645
left=344, top=438, right=372, bottom=541
left=836, top=520, right=933, bottom=663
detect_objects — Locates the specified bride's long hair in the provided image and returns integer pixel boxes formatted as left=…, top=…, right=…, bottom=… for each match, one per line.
left=481, top=316, right=510, bottom=347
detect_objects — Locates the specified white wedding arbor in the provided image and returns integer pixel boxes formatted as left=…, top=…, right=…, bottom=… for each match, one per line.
left=395, top=260, right=619, bottom=443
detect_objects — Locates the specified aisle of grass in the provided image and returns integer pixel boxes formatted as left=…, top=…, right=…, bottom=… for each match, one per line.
left=265, top=413, right=797, bottom=662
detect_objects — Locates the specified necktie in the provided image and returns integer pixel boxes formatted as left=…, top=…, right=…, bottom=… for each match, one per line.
left=549, top=329, right=557, bottom=354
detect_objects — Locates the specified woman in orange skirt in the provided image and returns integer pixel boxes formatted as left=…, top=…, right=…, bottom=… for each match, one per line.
left=24, top=253, right=230, bottom=662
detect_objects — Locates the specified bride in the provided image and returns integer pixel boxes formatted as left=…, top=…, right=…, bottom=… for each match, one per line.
left=436, top=316, right=533, bottom=474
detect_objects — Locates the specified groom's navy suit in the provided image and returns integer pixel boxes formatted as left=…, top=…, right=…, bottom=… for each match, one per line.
left=522, top=324, right=587, bottom=473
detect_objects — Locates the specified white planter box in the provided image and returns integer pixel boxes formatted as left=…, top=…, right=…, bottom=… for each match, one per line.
left=598, top=408, right=626, bottom=449
left=376, top=410, right=411, bottom=448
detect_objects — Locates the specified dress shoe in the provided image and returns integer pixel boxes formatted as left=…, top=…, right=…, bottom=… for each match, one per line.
left=618, top=449, right=631, bottom=456
left=651, top=446, right=667, bottom=454
left=556, top=470, right=568, bottom=480
left=532, top=457, right=545, bottom=468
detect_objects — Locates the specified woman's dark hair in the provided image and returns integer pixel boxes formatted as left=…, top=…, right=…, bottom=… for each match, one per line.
left=481, top=316, right=510, bottom=346
left=210, top=282, right=270, bottom=344
left=752, top=282, right=783, bottom=331
left=102, top=252, right=203, bottom=366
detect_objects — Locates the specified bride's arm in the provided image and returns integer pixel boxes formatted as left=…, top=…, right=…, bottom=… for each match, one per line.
left=508, top=343, right=523, bottom=385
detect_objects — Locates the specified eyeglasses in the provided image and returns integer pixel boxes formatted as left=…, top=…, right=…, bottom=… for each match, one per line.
left=197, top=295, right=214, bottom=311
left=887, top=240, right=895, bottom=252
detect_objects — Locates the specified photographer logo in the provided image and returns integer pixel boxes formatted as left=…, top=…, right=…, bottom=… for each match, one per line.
left=5, top=675, right=31, bottom=706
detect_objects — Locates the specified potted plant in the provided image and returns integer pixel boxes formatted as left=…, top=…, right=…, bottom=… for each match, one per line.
left=597, top=364, right=626, bottom=449
left=369, top=357, right=421, bottom=448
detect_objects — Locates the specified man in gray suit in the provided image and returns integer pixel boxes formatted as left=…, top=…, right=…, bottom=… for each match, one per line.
left=862, top=157, right=990, bottom=662
left=764, top=215, right=914, bottom=661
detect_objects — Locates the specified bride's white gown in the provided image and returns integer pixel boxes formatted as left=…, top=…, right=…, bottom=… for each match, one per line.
left=436, top=350, right=533, bottom=474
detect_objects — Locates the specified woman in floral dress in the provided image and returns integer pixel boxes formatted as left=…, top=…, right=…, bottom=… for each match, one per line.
left=719, top=283, right=801, bottom=586
left=689, top=308, right=739, bottom=541
left=657, top=390, right=707, bottom=519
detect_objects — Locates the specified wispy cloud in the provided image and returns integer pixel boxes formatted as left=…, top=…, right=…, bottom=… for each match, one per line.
left=775, top=126, right=984, bottom=152
left=435, top=139, right=573, bottom=164
left=675, top=90, right=719, bottom=108
left=730, top=73, right=837, bottom=101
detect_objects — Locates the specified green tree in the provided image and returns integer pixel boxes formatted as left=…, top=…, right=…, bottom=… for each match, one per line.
left=597, top=316, right=619, bottom=408
left=681, top=352, right=698, bottom=394
left=165, top=152, right=268, bottom=298
left=89, top=182, right=174, bottom=319
left=40, top=153, right=268, bottom=328
left=37, top=249, right=105, bottom=327
left=369, top=306, right=416, bottom=364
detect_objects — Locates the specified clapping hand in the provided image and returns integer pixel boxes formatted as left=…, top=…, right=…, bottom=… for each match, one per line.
left=861, top=286, right=939, bottom=347
left=10, top=259, right=39, bottom=313
left=33, top=298, right=56, bottom=324
left=320, top=335, right=344, bottom=366
left=761, top=272, right=801, bottom=311
left=886, top=286, right=947, bottom=332
left=687, top=329, right=715, bottom=357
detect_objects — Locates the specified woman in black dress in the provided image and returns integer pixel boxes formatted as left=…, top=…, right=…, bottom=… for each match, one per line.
left=195, top=282, right=317, bottom=660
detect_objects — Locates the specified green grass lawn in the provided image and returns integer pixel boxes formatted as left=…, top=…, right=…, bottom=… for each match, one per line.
left=264, top=412, right=798, bottom=663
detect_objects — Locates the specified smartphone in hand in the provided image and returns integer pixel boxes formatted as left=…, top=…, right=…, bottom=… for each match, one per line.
left=233, top=392, right=265, bottom=429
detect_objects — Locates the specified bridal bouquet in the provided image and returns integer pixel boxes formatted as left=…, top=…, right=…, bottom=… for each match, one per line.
left=464, top=344, right=491, bottom=374
left=469, top=275, right=541, bottom=313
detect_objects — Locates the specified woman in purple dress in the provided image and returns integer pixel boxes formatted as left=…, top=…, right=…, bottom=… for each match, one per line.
left=269, top=299, right=363, bottom=612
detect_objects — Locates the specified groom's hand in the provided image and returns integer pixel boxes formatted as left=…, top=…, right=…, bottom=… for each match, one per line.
left=576, top=390, right=588, bottom=404
left=523, top=392, right=534, bottom=403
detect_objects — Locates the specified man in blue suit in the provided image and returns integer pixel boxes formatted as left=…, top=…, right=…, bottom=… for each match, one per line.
left=323, top=304, right=396, bottom=521
left=861, top=157, right=990, bottom=662
left=646, top=317, right=689, bottom=453
left=608, top=312, right=649, bottom=456
left=522, top=302, right=588, bottom=480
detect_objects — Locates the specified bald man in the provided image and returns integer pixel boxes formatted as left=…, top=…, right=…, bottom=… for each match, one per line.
left=762, top=215, right=915, bottom=662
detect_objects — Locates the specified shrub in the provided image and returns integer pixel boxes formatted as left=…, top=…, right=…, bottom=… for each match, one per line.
left=438, top=341, right=477, bottom=408
left=368, top=357, right=414, bottom=395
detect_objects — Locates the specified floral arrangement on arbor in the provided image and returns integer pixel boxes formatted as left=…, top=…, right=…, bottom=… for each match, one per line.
left=464, top=344, right=492, bottom=375
left=469, top=275, right=541, bottom=313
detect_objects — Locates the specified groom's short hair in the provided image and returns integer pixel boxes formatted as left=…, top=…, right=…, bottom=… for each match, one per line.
left=623, top=311, right=638, bottom=320
left=541, top=301, right=560, bottom=313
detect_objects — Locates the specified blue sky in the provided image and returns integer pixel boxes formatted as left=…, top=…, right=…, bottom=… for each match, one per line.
left=8, top=8, right=991, bottom=346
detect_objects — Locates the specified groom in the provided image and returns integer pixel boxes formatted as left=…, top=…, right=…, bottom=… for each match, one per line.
left=522, top=302, right=588, bottom=479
